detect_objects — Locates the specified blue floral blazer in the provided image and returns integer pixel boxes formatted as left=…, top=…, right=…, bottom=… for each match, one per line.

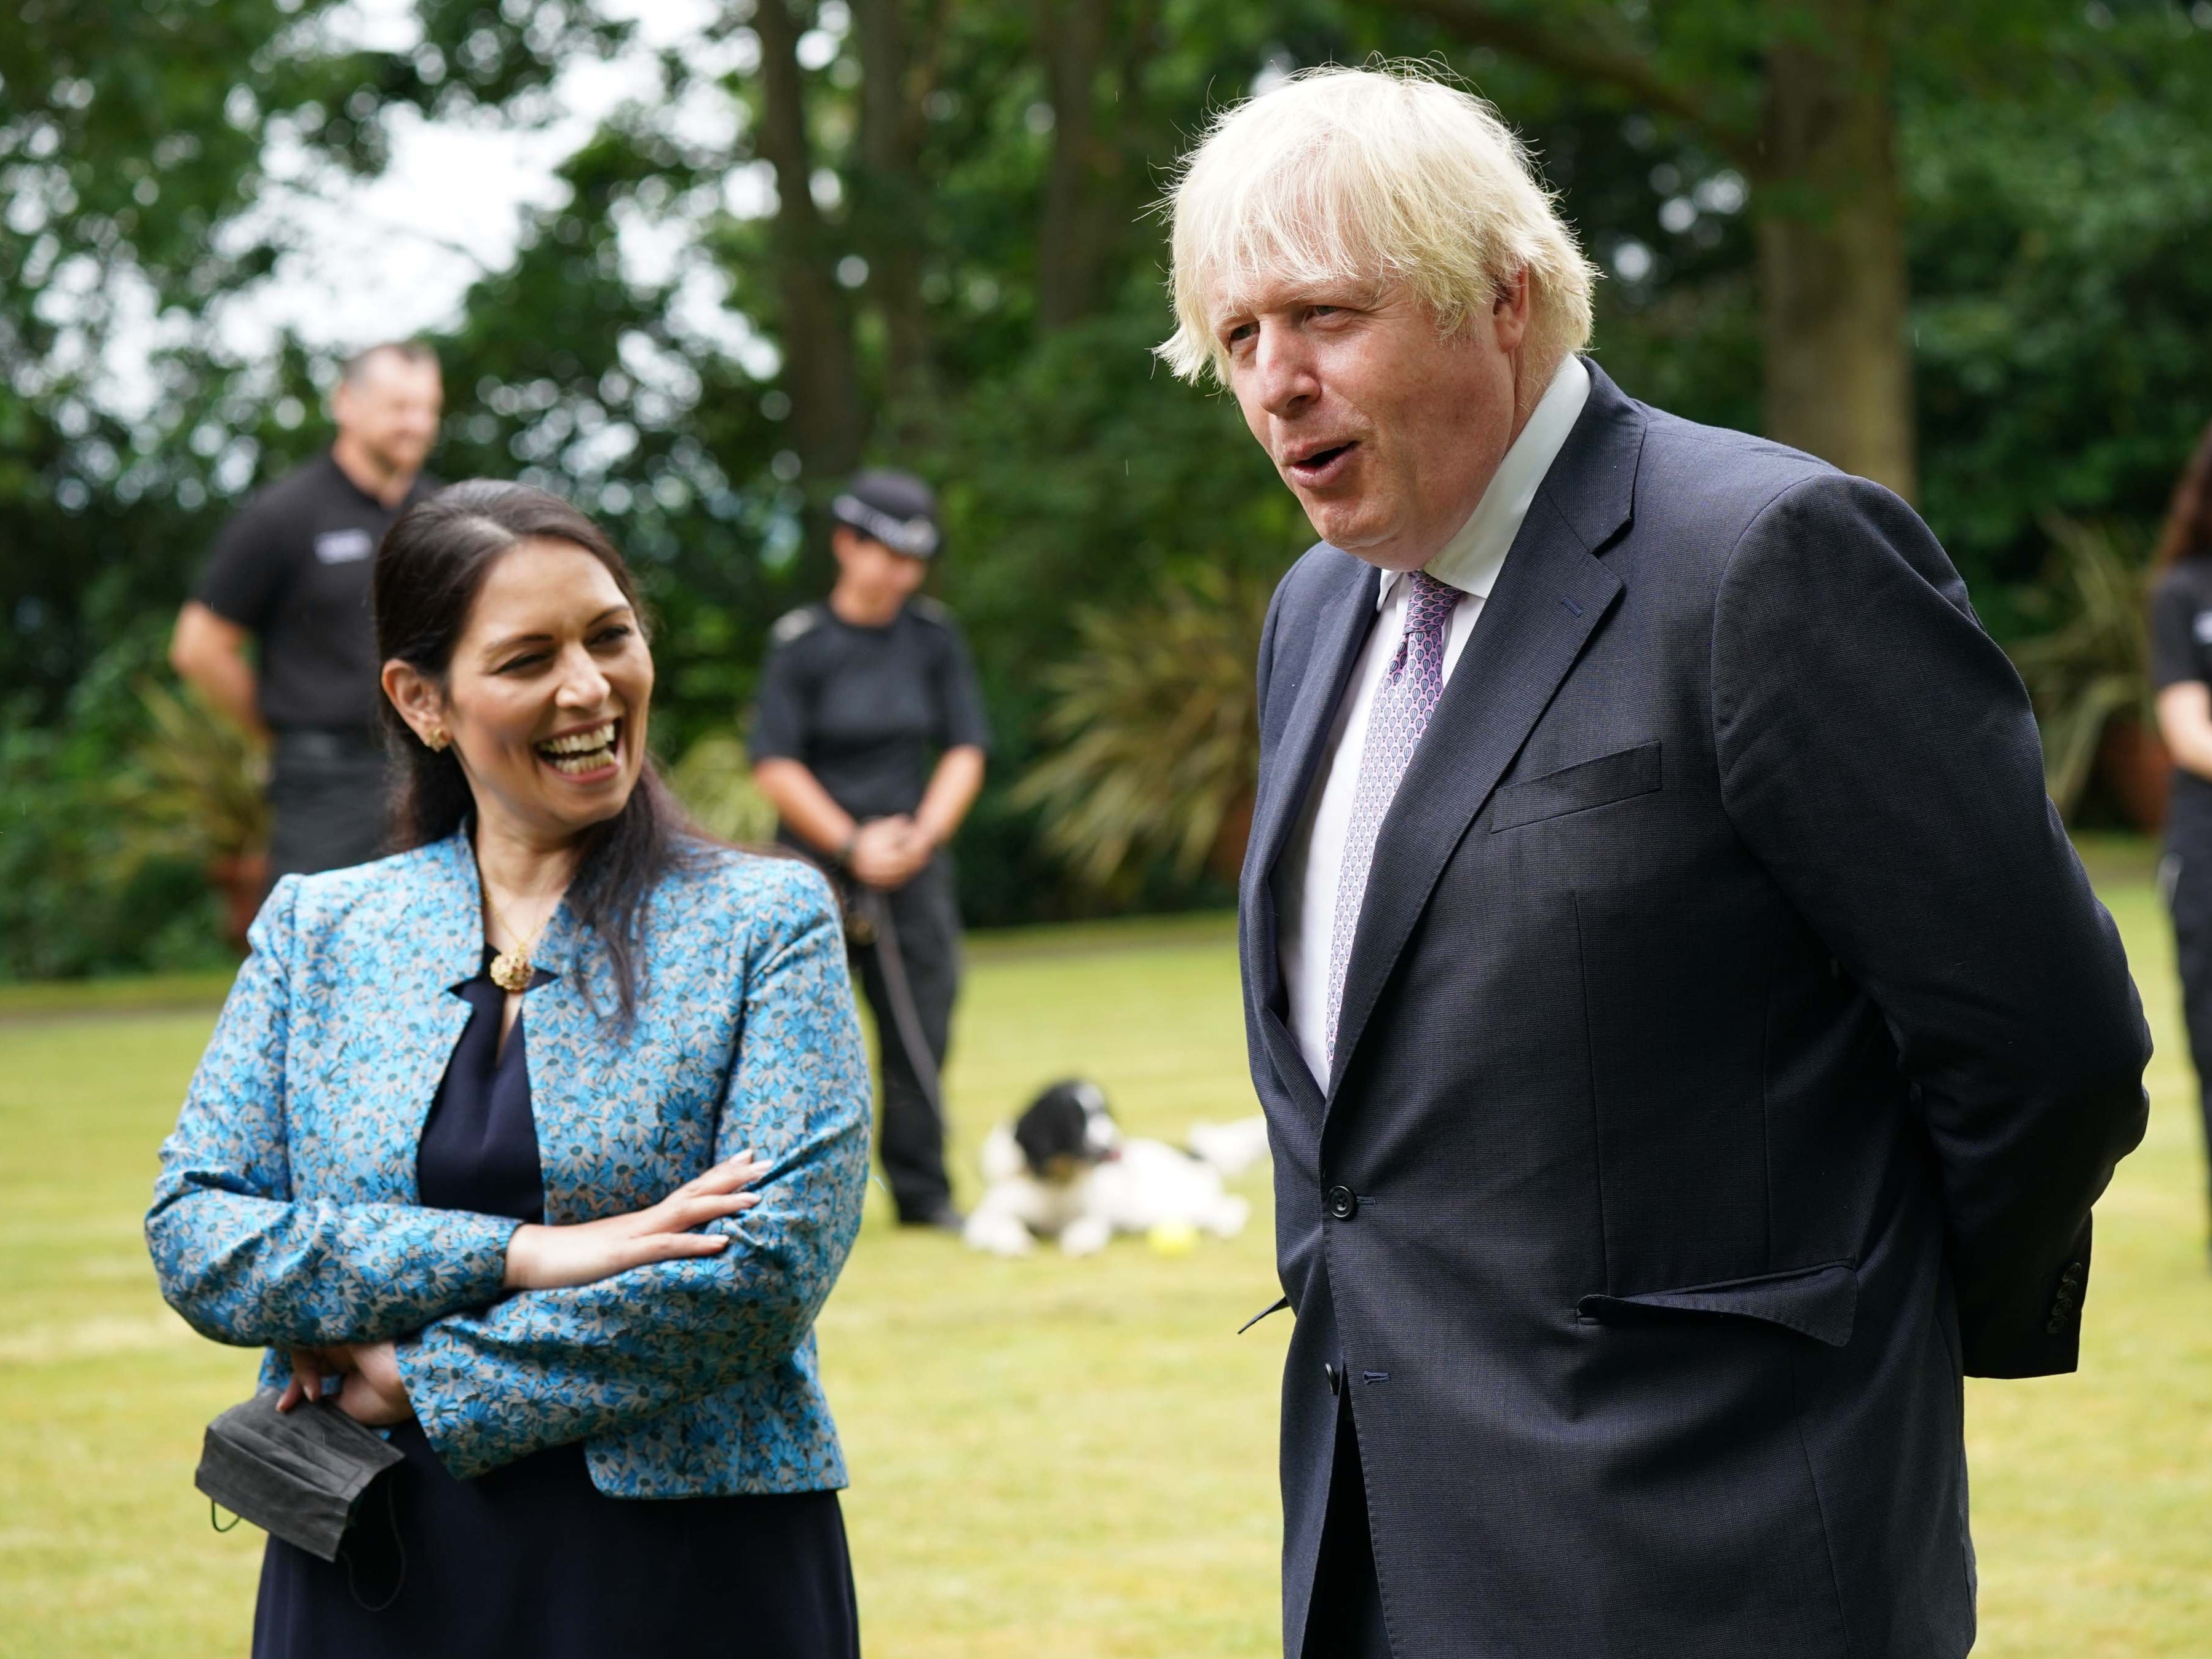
left=146, top=830, right=871, bottom=1496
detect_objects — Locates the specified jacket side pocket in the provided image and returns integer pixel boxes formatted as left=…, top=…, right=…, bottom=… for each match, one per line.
left=1576, top=1260, right=1858, bottom=1347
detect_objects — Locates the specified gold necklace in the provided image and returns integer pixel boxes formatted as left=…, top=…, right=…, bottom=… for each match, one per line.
left=483, top=888, right=556, bottom=993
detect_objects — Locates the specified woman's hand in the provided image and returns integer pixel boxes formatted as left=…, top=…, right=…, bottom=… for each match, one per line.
left=500, top=1150, right=769, bottom=1293
left=278, top=1340, right=414, bottom=1426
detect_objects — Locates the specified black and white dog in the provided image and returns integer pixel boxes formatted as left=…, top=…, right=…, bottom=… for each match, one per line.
left=962, top=1079, right=1268, bottom=1256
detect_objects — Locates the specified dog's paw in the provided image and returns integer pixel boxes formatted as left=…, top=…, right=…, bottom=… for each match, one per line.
left=1060, top=1216, right=1113, bottom=1256
left=1188, top=1116, right=1271, bottom=1178
left=1204, top=1194, right=1252, bottom=1238
left=963, top=1215, right=1036, bottom=1256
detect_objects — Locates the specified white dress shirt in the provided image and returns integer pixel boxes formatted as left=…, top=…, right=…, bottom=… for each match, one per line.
left=1275, top=353, right=1592, bottom=1089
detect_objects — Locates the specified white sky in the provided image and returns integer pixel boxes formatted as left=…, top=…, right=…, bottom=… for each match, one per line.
left=213, top=0, right=762, bottom=367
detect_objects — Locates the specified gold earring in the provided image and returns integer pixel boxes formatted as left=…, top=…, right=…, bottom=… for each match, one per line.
left=425, top=726, right=450, bottom=752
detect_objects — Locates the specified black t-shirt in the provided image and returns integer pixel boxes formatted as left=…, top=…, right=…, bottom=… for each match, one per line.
left=194, top=452, right=437, bottom=734
left=2151, top=561, right=2212, bottom=832
left=749, top=597, right=991, bottom=840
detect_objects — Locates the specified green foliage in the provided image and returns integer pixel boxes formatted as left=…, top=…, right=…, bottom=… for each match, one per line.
left=1013, top=570, right=1271, bottom=893
left=9, top=1, right=2212, bottom=971
left=1908, top=19, right=2212, bottom=606
left=0, top=0, right=628, bottom=710
left=109, top=680, right=270, bottom=876
left=664, top=731, right=779, bottom=846
left=0, top=722, right=228, bottom=982
left=2007, top=516, right=2155, bottom=820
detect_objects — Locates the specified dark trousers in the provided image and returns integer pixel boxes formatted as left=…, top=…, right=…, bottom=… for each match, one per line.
left=269, top=729, right=391, bottom=880
left=1303, top=1395, right=1393, bottom=1658
left=2165, top=841, right=2212, bottom=1240
left=849, top=856, right=960, bottom=1221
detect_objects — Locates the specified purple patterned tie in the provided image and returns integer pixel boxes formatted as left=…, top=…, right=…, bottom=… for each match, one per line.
left=1325, top=570, right=1463, bottom=1068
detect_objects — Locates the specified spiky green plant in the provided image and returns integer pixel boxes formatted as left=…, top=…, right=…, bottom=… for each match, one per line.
left=667, top=731, right=781, bottom=845
left=110, top=680, right=269, bottom=873
left=2007, top=515, right=2153, bottom=820
left=1013, top=570, right=1270, bottom=891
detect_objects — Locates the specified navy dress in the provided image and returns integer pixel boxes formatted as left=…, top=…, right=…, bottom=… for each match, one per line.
left=253, top=953, right=861, bottom=1658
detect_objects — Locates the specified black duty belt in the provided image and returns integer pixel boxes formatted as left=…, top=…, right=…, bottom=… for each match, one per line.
left=273, top=728, right=385, bottom=763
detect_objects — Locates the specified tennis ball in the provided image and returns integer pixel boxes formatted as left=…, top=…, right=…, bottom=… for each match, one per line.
left=1148, top=1220, right=1201, bottom=1257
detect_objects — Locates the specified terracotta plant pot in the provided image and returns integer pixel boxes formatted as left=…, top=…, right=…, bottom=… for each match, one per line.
left=1209, top=790, right=1257, bottom=886
left=2095, top=715, right=2170, bottom=834
left=208, top=852, right=271, bottom=950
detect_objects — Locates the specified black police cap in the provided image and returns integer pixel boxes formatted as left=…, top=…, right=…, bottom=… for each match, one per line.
left=830, top=469, right=941, bottom=559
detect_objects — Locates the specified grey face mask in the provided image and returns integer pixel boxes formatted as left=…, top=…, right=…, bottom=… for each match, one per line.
left=196, top=1390, right=405, bottom=1563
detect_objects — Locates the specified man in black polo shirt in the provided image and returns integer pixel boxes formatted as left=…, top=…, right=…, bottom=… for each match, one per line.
left=169, top=341, right=442, bottom=879
left=751, top=470, right=990, bottom=1230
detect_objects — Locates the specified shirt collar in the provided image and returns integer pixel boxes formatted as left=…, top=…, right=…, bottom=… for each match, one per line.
left=1375, top=352, right=1593, bottom=610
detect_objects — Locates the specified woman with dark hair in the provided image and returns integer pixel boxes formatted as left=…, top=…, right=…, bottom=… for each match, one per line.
left=2150, top=420, right=2212, bottom=1256
left=147, top=480, right=871, bottom=1655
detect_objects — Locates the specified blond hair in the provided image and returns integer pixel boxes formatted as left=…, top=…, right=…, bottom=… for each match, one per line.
left=1156, top=65, right=1597, bottom=385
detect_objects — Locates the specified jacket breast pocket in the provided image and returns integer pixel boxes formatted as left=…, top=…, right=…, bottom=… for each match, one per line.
left=1490, top=739, right=1662, bottom=833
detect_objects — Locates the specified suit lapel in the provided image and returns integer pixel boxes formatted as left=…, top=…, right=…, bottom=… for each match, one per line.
left=1234, top=555, right=1378, bottom=1117
left=1240, top=555, right=1381, bottom=1010
left=1324, top=365, right=1646, bottom=1101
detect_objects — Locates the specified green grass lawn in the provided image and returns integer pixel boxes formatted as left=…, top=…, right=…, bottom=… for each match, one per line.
left=2, top=889, right=2208, bottom=1657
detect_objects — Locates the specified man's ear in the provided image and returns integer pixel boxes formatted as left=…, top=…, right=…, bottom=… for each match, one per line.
left=381, top=659, right=444, bottom=746
left=1491, top=267, right=1532, bottom=352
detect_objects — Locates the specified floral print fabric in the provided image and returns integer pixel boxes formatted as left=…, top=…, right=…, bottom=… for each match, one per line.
left=146, top=830, right=872, bottom=1495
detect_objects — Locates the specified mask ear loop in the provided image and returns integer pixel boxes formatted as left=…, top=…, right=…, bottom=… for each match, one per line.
left=210, top=1500, right=242, bottom=1534
left=340, top=1477, right=407, bottom=1613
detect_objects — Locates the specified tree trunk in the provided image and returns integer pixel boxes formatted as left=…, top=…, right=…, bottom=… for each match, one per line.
left=1755, top=0, right=1916, bottom=500
left=1034, top=0, right=1127, bottom=330
left=753, top=0, right=868, bottom=483
left=1400, top=0, right=1917, bottom=498
left=851, top=0, right=936, bottom=432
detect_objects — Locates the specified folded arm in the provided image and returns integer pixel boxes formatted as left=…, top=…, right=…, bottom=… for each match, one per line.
left=1712, top=473, right=2151, bottom=1377
left=398, top=868, right=872, bottom=1478
left=144, top=878, right=521, bottom=1349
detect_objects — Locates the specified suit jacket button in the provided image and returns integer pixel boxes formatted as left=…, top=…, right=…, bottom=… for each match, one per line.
left=2047, top=1318, right=2064, bottom=1336
left=1325, top=1185, right=1359, bottom=1221
left=1325, top=1363, right=1341, bottom=1396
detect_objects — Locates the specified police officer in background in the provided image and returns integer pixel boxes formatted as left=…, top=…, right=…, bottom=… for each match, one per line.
left=2151, top=419, right=2212, bottom=1256
left=752, top=470, right=990, bottom=1231
left=169, top=341, right=443, bottom=879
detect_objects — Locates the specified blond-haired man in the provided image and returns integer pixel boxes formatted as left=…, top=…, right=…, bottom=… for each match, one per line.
left=1169, top=66, right=2149, bottom=1658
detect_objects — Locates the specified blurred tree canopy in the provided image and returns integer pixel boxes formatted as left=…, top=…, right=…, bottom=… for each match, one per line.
left=4, top=0, right=2211, bottom=974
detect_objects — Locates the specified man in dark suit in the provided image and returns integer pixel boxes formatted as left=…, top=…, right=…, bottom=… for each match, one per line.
left=1157, top=66, right=2152, bottom=1658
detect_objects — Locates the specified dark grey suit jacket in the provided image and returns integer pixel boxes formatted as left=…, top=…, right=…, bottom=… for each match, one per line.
left=1239, top=363, right=2150, bottom=1659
